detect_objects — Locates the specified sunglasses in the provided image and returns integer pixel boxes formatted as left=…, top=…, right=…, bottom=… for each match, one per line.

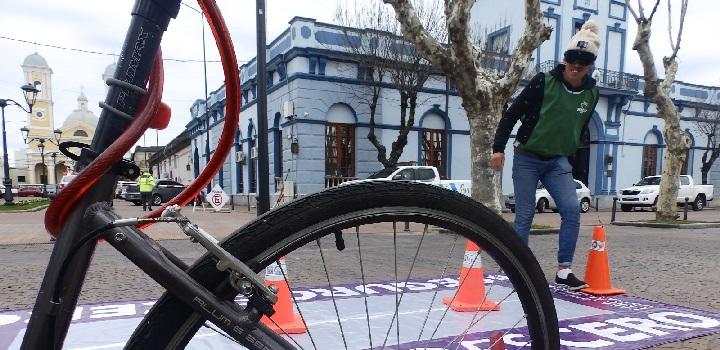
left=564, top=50, right=596, bottom=66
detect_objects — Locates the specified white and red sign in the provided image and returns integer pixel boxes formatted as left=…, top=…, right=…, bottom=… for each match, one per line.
left=206, top=184, right=229, bottom=211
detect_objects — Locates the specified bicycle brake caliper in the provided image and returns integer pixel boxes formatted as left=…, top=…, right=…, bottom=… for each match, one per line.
left=161, top=206, right=279, bottom=312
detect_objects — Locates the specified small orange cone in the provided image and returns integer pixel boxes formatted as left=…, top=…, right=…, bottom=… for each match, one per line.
left=443, top=240, right=499, bottom=311
left=260, top=257, right=307, bottom=333
left=581, top=226, right=625, bottom=295
left=489, top=331, right=507, bottom=350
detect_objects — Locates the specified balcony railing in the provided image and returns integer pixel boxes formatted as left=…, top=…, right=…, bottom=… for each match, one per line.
left=325, top=176, right=358, bottom=188
left=522, top=60, right=640, bottom=92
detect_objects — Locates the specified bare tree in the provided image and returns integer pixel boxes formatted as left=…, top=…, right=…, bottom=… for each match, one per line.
left=626, top=0, right=690, bottom=221
left=335, top=0, right=446, bottom=168
left=383, top=0, right=551, bottom=212
left=694, top=104, right=720, bottom=185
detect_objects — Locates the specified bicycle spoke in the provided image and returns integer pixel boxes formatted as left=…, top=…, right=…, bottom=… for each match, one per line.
left=132, top=186, right=558, bottom=349
left=316, top=239, right=349, bottom=350
left=265, top=316, right=307, bottom=350
left=452, top=289, right=519, bottom=345
left=379, top=222, right=401, bottom=349
left=355, top=226, right=374, bottom=349
left=378, top=223, right=430, bottom=347
left=416, top=232, right=460, bottom=343
left=276, top=259, right=314, bottom=350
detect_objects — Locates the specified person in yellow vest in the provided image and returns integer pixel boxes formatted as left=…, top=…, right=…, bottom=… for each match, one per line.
left=138, top=171, right=156, bottom=211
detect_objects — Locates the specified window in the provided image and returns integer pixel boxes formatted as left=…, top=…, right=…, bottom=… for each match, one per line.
left=395, top=168, right=415, bottom=180
left=417, top=168, right=436, bottom=181
left=573, top=21, right=585, bottom=36
left=73, top=130, right=88, bottom=137
left=680, top=148, right=690, bottom=175
left=422, top=129, right=446, bottom=179
left=487, top=29, right=510, bottom=55
left=641, top=145, right=658, bottom=178
left=680, top=176, right=690, bottom=186
left=325, top=123, right=355, bottom=177
left=17, top=176, right=26, bottom=182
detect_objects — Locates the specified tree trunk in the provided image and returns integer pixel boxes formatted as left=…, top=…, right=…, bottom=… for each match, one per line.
left=653, top=60, right=690, bottom=221
left=467, top=104, right=504, bottom=214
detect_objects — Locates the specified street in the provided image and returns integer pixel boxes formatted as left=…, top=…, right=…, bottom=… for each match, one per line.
left=1, top=199, right=719, bottom=349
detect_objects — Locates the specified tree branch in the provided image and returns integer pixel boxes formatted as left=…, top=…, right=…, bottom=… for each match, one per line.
left=445, top=0, right=476, bottom=73
left=668, top=0, right=688, bottom=61
left=384, top=0, right=451, bottom=71
left=498, top=0, right=551, bottom=93
left=625, top=0, right=640, bottom=21
left=647, top=0, right=661, bottom=22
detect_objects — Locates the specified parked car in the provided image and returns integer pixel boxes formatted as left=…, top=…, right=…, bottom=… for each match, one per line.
left=151, top=179, right=186, bottom=205
left=56, top=174, right=77, bottom=194
left=617, top=175, right=714, bottom=212
left=0, top=184, right=18, bottom=196
left=17, top=184, right=44, bottom=197
left=505, top=179, right=592, bottom=214
left=123, top=183, right=142, bottom=205
left=115, top=181, right=137, bottom=199
left=354, top=165, right=472, bottom=197
left=45, top=184, right=58, bottom=198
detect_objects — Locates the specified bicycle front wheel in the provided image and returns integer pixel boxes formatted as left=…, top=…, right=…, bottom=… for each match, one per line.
left=129, top=181, right=559, bottom=349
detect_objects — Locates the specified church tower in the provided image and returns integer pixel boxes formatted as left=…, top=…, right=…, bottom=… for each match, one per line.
left=20, top=52, right=57, bottom=184
left=21, top=52, right=56, bottom=151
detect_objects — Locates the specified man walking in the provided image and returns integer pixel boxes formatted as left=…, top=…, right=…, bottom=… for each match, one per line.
left=490, top=21, right=601, bottom=290
left=138, top=171, right=156, bottom=212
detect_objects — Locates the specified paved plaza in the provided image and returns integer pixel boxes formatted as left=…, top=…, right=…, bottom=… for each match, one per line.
left=0, top=200, right=719, bottom=348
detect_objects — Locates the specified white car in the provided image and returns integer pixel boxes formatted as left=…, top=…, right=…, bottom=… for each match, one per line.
left=0, top=183, right=19, bottom=196
left=618, top=175, right=714, bottom=212
left=506, top=179, right=592, bottom=213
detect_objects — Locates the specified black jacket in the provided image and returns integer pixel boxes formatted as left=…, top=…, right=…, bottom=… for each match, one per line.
left=492, top=64, right=599, bottom=153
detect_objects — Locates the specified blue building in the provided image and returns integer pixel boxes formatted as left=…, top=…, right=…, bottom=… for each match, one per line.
left=187, top=5, right=720, bottom=202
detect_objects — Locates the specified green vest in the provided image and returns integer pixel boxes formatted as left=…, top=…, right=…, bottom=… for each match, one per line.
left=139, top=175, right=155, bottom=192
left=518, top=72, right=597, bottom=157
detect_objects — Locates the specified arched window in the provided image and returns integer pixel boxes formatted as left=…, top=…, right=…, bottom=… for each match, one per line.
left=680, top=131, right=694, bottom=175
left=642, top=130, right=661, bottom=178
left=325, top=104, right=356, bottom=179
left=73, top=130, right=88, bottom=137
left=420, top=112, right=447, bottom=179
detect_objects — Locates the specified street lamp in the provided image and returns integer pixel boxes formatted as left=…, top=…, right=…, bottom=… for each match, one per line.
left=21, top=126, right=62, bottom=197
left=48, top=151, right=60, bottom=184
left=1, top=83, right=40, bottom=205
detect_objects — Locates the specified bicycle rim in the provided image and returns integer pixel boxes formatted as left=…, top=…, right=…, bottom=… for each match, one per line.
left=128, top=182, right=559, bottom=349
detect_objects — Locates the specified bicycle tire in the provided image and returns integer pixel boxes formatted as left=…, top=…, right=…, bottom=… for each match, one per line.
left=128, top=181, right=559, bottom=349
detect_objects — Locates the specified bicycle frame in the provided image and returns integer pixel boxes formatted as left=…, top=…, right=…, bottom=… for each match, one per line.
left=21, top=0, right=290, bottom=348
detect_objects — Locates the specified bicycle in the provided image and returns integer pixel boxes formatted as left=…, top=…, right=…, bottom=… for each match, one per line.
left=21, top=0, right=559, bottom=348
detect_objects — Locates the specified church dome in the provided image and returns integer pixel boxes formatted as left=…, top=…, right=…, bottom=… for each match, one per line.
left=103, top=62, right=117, bottom=78
left=63, top=92, right=99, bottom=128
left=22, top=52, right=50, bottom=69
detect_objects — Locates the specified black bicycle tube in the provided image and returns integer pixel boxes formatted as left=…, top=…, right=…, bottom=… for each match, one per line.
left=21, top=1, right=181, bottom=348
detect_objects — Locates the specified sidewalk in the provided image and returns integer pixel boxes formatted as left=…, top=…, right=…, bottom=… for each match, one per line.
left=2, top=199, right=717, bottom=245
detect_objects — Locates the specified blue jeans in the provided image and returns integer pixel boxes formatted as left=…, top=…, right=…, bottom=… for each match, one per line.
left=512, top=153, right=580, bottom=266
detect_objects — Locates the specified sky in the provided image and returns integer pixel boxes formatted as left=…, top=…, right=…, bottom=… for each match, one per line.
left=1, top=0, right=718, bottom=166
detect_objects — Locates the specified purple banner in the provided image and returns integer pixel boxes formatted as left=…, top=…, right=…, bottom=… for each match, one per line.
left=390, top=308, right=720, bottom=349
left=2, top=273, right=719, bottom=349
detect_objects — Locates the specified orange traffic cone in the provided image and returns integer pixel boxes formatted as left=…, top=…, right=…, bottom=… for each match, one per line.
left=581, top=225, right=625, bottom=295
left=260, top=257, right=307, bottom=333
left=443, top=240, right=499, bottom=311
left=489, top=331, right=507, bottom=350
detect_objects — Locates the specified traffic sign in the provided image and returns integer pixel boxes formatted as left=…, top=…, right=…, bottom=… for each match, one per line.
left=207, top=184, right=229, bottom=211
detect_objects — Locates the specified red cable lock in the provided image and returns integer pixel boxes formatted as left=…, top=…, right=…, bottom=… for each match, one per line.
left=45, top=0, right=240, bottom=237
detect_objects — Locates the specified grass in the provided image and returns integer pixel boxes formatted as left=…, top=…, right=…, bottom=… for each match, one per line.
left=531, top=224, right=555, bottom=230
left=638, top=219, right=717, bottom=225
left=0, top=199, right=50, bottom=212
